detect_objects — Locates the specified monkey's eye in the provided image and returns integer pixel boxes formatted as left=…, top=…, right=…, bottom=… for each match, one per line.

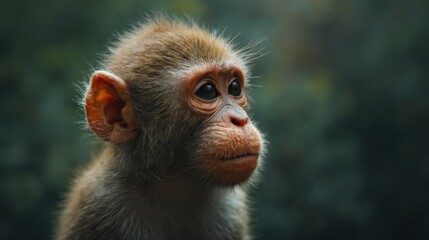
left=228, top=79, right=242, bottom=96
left=196, top=83, right=218, bottom=101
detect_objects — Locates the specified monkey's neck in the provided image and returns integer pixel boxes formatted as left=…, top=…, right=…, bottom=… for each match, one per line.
left=106, top=144, right=210, bottom=193
left=106, top=149, right=222, bottom=213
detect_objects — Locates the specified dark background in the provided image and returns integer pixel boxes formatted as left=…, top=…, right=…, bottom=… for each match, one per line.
left=1, top=0, right=428, bottom=239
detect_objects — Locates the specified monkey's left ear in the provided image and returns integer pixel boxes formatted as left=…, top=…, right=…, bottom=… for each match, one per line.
left=85, top=70, right=138, bottom=143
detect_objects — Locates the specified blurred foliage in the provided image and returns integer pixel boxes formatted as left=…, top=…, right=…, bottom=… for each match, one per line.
left=1, top=0, right=428, bottom=239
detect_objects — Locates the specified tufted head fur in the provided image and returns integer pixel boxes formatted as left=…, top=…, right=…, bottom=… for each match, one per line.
left=84, top=16, right=266, bottom=188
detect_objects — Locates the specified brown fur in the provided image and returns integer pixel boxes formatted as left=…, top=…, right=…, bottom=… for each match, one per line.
left=55, top=17, right=265, bottom=240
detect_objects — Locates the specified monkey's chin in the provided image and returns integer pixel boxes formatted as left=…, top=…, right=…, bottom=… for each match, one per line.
left=203, top=154, right=259, bottom=186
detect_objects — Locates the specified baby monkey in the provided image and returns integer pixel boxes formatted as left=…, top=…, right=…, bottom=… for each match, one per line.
left=56, top=17, right=266, bottom=240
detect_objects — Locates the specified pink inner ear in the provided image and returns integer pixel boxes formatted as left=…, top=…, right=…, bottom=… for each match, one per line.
left=104, top=97, right=126, bottom=126
left=95, top=88, right=126, bottom=126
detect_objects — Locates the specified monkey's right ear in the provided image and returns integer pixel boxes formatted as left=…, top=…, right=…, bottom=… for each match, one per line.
left=85, top=70, right=138, bottom=143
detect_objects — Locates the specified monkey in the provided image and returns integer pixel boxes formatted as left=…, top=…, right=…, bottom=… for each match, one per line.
left=55, top=16, right=266, bottom=240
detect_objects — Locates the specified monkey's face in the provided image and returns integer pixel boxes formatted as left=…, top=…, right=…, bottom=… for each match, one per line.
left=183, top=66, right=262, bottom=186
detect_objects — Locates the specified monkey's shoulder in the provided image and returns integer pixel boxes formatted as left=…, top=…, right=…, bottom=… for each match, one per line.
left=56, top=156, right=251, bottom=240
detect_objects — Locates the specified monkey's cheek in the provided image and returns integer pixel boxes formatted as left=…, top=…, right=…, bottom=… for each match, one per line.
left=202, top=154, right=258, bottom=185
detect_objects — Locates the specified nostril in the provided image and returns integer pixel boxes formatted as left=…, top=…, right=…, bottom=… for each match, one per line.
left=231, top=118, right=240, bottom=126
left=230, top=116, right=248, bottom=127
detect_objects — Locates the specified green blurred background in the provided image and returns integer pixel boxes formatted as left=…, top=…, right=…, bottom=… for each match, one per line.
left=1, top=0, right=428, bottom=239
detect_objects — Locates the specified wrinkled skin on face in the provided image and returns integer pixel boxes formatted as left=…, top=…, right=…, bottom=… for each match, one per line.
left=182, top=66, right=262, bottom=186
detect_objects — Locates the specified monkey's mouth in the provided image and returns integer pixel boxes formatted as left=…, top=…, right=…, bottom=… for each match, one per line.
left=218, top=153, right=259, bottom=161
left=201, top=152, right=259, bottom=185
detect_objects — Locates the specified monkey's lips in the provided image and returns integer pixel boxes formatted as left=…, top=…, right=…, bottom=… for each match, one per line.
left=219, top=153, right=259, bottom=162
left=202, top=153, right=259, bottom=185
left=218, top=153, right=259, bottom=172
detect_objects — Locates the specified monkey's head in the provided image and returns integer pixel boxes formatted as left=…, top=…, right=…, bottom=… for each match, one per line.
left=84, top=17, right=265, bottom=187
